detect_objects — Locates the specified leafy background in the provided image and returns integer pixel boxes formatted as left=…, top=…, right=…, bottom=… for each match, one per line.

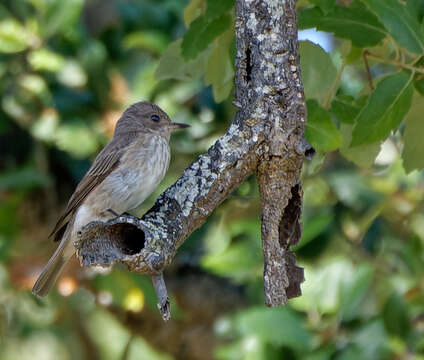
left=1, top=0, right=424, bottom=359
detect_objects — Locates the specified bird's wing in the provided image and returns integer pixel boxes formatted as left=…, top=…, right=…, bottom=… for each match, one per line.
left=50, top=136, right=136, bottom=241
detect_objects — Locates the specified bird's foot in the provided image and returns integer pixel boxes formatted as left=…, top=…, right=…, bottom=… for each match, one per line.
left=105, top=209, right=132, bottom=218
left=106, top=208, right=120, bottom=217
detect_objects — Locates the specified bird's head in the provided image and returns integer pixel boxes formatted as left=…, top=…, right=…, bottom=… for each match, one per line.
left=114, top=101, right=189, bottom=139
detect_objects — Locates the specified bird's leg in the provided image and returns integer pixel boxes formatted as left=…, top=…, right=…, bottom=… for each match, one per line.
left=106, top=208, right=120, bottom=217
left=105, top=209, right=132, bottom=218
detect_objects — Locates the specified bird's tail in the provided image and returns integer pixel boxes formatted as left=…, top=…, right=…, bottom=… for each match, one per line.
left=32, top=237, right=74, bottom=297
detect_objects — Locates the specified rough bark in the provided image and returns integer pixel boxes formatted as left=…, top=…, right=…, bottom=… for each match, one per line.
left=75, top=0, right=312, bottom=319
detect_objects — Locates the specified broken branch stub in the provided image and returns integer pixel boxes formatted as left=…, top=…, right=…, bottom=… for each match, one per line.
left=76, top=0, right=310, bottom=319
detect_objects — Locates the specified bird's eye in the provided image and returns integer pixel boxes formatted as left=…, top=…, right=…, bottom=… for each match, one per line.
left=151, top=114, right=160, bottom=122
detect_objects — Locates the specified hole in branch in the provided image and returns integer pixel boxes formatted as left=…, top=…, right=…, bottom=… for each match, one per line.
left=109, top=223, right=145, bottom=255
left=245, top=46, right=252, bottom=82
left=305, top=146, right=316, bottom=160
left=278, top=184, right=302, bottom=248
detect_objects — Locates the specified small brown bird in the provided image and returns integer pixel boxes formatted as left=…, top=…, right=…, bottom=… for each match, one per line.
left=32, top=101, right=189, bottom=297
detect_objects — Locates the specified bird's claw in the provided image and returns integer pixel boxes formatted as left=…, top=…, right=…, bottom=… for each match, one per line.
left=106, top=208, right=120, bottom=217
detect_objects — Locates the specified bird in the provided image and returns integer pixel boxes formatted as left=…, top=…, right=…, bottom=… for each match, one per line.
left=32, top=101, right=189, bottom=297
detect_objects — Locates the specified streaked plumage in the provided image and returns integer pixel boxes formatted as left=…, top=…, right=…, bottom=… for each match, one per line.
left=32, top=101, right=188, bottom=297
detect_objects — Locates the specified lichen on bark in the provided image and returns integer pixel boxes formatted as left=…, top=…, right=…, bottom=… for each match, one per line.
left=76, top=0, right=312, bottom=320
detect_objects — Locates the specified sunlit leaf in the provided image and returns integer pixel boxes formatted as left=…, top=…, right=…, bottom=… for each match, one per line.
left=123, top=31, right=169, bottom=54
left=19, top=74, right=51, bottom=104
left=57, top=61, right=87, bottom=88
left=31, top=108, right=59, bottom=142
left=55, top=120, right=98, bottom=158
left=216, top=337, right=269, bottom=360
left=351, top=72, right=414, bottom=147
left=28, top=48, right=65, bottom=72
left=291, top=259, right=353, bottom=314
left=201, top=241, right=262, bottom=282
left=0, top=19, right=33, bottom=53
left=122, top=288, right=145, bottom=313
left=234, top=307, right=312, bottom=350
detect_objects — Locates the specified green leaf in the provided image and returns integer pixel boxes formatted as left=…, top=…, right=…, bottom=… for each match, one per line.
left=184, top=0, right=205, bottom=27
left=41, top=0, right=84, bottom=37
left=340, top=264, right=374, bottom=321
left=340, top=124, right=381, bottom=168
left=351, top=321, right=388, bottom=360
left=293, top=213, right=333, bottom=250
left=31, top=108, right=59, bottom=142
left=55, top=120, right=99, bottom=158
left=123, top=31, right=169, bottom=54
left=364, top=0, right=424, bottom=54
left=383, top=293, right=411, bottom=338
left=299, top=40, right=337, bottom=103
left=291, top=259, right=355, bottom=314
left=205, top=0, right=234, bottom=20
left=402, top=92, right=424, bottom=173
left=215, top=338, right=271, bottom=360
left=415, top=75, right=424, bottom=96
left=331, top=96, right=362, bottom=124
left=306, top=99, right=343, bottom=152
left=0, top=19, right=32, bottom=53
left=0, top=167, right=52, bottom=190
left=203, top=215, right=231, bottom=255
left=181, top=13, right=231, bottom=60
left=351, top=72, right=414, bottom=147
left=309, top=0, right=336, bottom=13
left=298, top=7, right=324, bottom=29
left=234, top=307, right=311, bottom=350
left=155, top=40, right=211, bottom=81
left=413, top=58, right=424, bottom=95
left=407, top=0, right=424, bottom=22
left=28, top=48, right=65, bottom=72
left=205, top=30, right=234, bottom=102
left=201, top=240, right=262, bottom=282
left=316, top=4, right=386, bottom=47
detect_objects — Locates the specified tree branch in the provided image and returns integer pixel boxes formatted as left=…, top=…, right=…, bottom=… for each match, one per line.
left=75, top=0, right=311, bottom=319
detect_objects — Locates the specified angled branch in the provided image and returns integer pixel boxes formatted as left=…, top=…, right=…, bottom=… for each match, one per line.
left=76, top=0, right=311, bottom=319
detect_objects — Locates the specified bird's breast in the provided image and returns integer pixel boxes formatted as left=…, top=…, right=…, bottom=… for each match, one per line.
left=114, top=136, right=171, bottom=211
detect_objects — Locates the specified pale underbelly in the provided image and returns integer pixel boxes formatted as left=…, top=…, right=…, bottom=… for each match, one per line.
left=73, top=136, right=170, bottom=234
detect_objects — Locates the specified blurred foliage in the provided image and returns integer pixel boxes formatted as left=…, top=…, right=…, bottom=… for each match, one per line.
left=1, top=0, right=424, bottom=359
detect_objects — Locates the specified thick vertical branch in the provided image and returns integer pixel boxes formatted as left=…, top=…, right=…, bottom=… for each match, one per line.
left=77, top=0, right=310, bottom=316
left=236, top=0, right=309, bottom=305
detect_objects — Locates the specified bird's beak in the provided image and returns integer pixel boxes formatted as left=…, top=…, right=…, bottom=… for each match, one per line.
left=169, top=122, right=190, bottom=130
